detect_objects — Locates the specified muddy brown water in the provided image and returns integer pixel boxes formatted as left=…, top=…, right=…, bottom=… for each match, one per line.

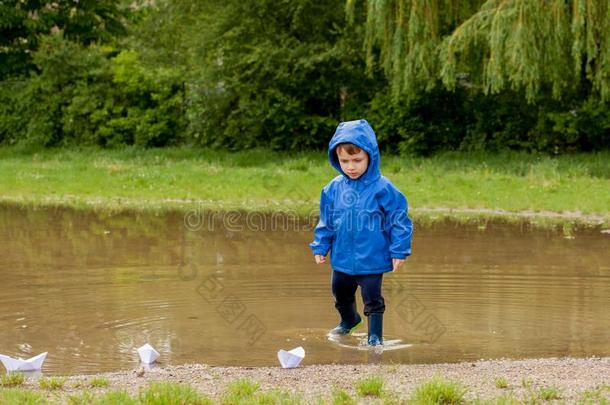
left=0, top=205, right=609, bottom=375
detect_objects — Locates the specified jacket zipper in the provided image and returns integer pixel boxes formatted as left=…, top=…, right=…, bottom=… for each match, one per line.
left=350, top=179, right=355, bottom=272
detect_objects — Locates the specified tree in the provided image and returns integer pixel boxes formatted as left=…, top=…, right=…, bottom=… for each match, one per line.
left=351, top=0, right=610, bottom=102
left=138, top=0, right=384, bottom=150
left=0, top=0, right=128, bottom=79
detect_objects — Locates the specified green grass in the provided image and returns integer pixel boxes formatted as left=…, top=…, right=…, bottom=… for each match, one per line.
left=494, top=377, right=508, bottom=389
left=223, top=378, right=260, bottom=402
left=410, top=376, right=467, bottom=404
left=0, top=388, right=49, bottom=404
left=38, top=376, right=66, bottom=390
left=538, top=385, right=561, bottom=401
left=354, top=375, right=384, bottom=397
left=67, top=385, right=211, bottom=405
left=221, top=378, right=302, bottom=404
left=0, top=378, right=599, bottom=404
left=521, top=377, right=534, bottom=388
left=581, top=384, right=610, bottom=404
left=331, top=388, right=356, bottom=405
left=0, top=372, right=25, bottom=387
left=95, top=390, right=138, bottom=405
left=89, top=377, right=110, bottom=388
left=66, top=391, right=96, bottom=405
left=0, top=146, right=609, bottom=226
left=249, top=389, right=302, bottom=404
left=139, top=382, right=212, bottom=405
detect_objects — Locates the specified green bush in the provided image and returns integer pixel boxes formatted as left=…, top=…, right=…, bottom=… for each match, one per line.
left=535, top=98, right=610, bottom=153
left=184, top=0, right=379, bottom=151
left=1, top=1, right=609, bottom=154
left=0, top=32, right=185, bottom=148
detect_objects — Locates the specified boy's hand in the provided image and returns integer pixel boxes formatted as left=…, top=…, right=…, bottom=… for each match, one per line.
left=314, top=255, right=326, bottom=264
left=392, top=258, right=405, bottom=272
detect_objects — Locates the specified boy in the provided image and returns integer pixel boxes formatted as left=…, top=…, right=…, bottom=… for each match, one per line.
left=310, top=119, right=413, bottom=346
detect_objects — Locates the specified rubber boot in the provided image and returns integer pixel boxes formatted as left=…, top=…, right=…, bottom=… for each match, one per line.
left=367, top=313, right=383, bottom=346
left=329, top=303, right=362, bottom=335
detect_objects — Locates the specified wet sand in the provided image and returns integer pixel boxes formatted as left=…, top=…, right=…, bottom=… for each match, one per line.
left=18, top=357, right=610, bottom=403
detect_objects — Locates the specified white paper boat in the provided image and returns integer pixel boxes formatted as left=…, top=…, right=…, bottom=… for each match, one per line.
left=0, top=352, right=47, bottom=372
left=137, top=343, right=160, bottom=364
left=277, top=346, right=305, bottom=369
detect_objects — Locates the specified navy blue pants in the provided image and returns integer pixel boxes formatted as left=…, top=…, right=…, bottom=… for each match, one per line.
left=332, top=270, right=385, bottom=316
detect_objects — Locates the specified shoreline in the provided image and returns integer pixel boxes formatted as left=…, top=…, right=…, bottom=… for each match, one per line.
left=2, top=147, right=609, bottom=230
left=5, top=357, right=610, bottom=403
left=1, top=197, right=609, bottom=229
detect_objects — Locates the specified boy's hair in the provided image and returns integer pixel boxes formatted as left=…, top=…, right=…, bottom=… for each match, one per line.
left=336, top=143, right=363, bottom=155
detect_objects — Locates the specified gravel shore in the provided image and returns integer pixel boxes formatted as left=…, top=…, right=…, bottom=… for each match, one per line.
left=14, top=357, right=610, bottom=403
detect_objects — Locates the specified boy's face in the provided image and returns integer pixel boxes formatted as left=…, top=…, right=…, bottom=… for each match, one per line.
left=337, top=148, right=369, bottom=179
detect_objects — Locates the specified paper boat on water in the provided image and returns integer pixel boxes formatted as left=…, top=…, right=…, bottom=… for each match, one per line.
left=0, top=352, right=47, bottom=372
left=277, top=346, right=305, bottom=369
left=137, top=343, right=160, bottom=364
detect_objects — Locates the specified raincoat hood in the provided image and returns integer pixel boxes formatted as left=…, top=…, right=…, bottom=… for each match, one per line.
left=328, top=119, right=380, bottom=183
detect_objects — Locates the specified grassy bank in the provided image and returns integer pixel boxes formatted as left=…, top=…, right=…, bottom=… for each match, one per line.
left=1, top=359, right=609, bottom=404
left=0, top=146, right=609, bottom=226
left=1, top=376, right=471, bottom=405
left=0, top=377, right=507, bottom=405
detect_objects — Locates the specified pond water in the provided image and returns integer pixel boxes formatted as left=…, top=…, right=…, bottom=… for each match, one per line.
left=0, top=205, right=609, bottom=375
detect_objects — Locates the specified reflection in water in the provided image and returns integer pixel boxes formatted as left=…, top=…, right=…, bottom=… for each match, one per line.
left=0, top=204, right=609, bottom=375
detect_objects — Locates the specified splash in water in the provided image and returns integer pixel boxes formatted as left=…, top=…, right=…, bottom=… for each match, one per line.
left=327, top=332, right=413, bottom=352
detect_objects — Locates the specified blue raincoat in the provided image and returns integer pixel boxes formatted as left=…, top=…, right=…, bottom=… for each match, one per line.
left=309, top=119, right=413, bottom=275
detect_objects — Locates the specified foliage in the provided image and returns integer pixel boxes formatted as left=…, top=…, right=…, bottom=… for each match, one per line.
left=0, top=1, right=609, bottom=153
left=354, top=0, right=610, bottom=102
left=177, top=0, right=381, bottom=151
left=0, top=32, right=186, bottom=147
left=349, top=0, right=610, bottom=154
left=0, top=0, right=127, bottom=80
